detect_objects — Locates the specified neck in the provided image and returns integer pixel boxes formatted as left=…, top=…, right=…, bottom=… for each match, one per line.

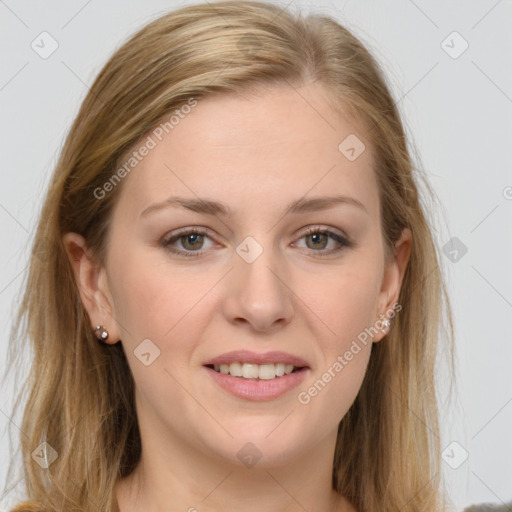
left=114, top=417, right=354, bottom=512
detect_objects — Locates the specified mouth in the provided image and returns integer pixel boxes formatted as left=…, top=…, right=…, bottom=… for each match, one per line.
left=202, top=362, right=310, bottom=401
left=204, top=362, right=308, bottom=380
left=201, top=350, right=311, bottom=399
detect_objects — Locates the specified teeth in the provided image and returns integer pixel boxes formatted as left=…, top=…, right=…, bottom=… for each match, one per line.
left=229, top=362, right=242, bottom=377
left=212, top=362, right=299, bottom=379
left=258, top=364, right=275, bottom=380
left=242, top=363, right=259, bottom=379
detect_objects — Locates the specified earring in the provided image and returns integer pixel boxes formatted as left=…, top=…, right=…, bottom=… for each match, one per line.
left=381, top=318, right=391, bottom=333
left=94, top=325, right=109, bottom=342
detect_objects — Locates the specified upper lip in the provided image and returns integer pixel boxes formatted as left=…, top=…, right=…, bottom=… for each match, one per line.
left=203, top=350, right=310, bottom=368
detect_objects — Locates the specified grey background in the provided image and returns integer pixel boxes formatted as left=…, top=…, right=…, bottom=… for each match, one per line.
left=1, top=0, right=511, bottom=510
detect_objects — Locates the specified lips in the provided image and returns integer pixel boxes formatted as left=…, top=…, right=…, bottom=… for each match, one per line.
left=202, top=349, right=310, bottom=369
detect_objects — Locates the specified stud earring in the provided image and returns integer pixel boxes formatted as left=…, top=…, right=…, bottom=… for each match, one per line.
left=381, top=318, right=391, bottom=333
left=94, top=325, right=109, bottom=342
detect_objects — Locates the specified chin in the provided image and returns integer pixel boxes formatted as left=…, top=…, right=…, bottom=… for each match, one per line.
left=207, top=429, right=308, bottom=469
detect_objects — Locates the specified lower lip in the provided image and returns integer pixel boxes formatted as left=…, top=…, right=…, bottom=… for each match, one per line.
left=203, top=366, right=309, bottom=401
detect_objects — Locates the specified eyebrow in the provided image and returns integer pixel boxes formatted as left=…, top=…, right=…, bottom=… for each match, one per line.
left=139, top=194, right=368, bottom=218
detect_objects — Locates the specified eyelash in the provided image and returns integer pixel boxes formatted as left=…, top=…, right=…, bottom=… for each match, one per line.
left=161, top=226, right=354, bottom=258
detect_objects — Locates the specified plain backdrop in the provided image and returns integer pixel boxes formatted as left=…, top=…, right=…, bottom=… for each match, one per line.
left=1, top=1, right=511, bottom=510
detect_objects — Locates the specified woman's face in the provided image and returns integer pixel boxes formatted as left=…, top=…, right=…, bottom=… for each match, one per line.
left=71, top=83, right=410, bottom=468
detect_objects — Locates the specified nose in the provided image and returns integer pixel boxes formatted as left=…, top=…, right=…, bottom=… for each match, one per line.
left=222, top=239, right=294, bottom=333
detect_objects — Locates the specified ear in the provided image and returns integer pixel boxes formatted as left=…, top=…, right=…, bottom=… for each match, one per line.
left=373, top=227, right=412, bottom=342
left=62, top=232, right=121, bottom=344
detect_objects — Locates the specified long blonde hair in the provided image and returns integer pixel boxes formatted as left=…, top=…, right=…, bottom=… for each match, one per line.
left=3, top=1, right=455, bottom=510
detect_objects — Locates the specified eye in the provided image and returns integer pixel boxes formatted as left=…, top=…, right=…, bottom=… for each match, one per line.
left=161, top=228, right=214, bottom=257
left=293, top=227, right=353, bottom=256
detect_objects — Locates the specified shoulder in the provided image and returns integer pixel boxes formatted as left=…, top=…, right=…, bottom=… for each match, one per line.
left=9, top=500, right=43, bottom=512
left=463, top=503, right=512, bottom=511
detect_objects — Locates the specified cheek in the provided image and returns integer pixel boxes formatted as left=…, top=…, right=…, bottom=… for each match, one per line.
left=296, top=270, right=377, bottom=422
left=109, top=250, right=212, bottom=355
left=110, top=267, right=170, bottom=339
left=107, top=258, right=210, bottom=409
left=302, top=260, right=382, bottom=347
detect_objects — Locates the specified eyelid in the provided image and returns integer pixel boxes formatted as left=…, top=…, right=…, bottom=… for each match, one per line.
left=297, top=225, right=348, bottom=240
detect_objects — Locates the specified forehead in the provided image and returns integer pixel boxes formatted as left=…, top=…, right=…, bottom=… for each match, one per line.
left=114, top=83, right=378, bottom=221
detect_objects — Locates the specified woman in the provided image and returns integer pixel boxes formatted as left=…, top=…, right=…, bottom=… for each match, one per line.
left=4, top=1, right=455, bottom=510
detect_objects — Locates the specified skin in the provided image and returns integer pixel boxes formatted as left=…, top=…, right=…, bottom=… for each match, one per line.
left=64, top=82, right=411, bottom=512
